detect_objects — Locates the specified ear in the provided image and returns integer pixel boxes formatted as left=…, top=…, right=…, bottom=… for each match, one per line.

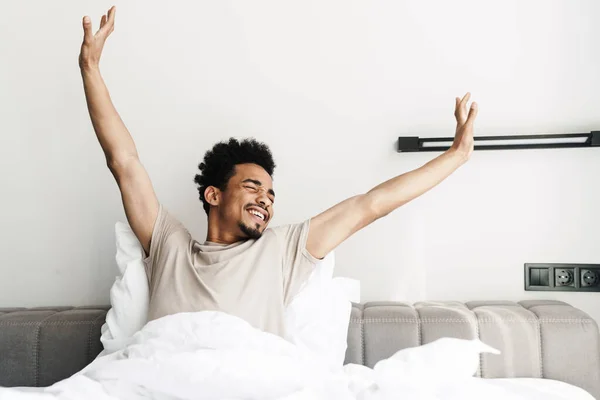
left=204, top=186, right=221, bottom=207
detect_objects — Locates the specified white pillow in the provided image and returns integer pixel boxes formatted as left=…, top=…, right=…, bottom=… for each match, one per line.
left=99, top=222, right=149, bottom=355
left=283, top=251, right=360, bottom=370
left=100, top=222, right=359, bottom=365
left=373, top=337, right=500, bottom=387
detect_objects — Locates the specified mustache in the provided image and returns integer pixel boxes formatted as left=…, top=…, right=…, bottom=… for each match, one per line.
left=246, top=203, right=267, bottom=211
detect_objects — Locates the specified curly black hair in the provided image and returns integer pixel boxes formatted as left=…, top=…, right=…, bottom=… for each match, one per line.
left=194, top=138, right=276, bottom=215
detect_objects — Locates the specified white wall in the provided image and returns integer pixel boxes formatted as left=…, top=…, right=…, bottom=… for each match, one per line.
left=1, top=0, right=599, bottom=322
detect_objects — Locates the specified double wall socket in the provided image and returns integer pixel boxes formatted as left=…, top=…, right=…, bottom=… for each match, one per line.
left=525, top=263, right=600, bottom=292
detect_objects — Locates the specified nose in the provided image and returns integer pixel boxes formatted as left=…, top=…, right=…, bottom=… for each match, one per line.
left=256, top=190, right=272, bottom=209
left=257, top=196, right=269, bottom=208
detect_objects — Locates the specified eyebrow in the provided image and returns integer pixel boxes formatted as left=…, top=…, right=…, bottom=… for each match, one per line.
left=242, top=179, right=275, bottom=197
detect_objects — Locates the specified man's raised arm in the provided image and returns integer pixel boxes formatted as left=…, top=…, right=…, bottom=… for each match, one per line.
left=79, top=6, right=158, bottom=254
left=306, top=93, right=479, bottom=259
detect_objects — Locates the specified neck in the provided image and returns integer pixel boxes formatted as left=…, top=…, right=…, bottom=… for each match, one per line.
left=205, top=211, right=245, bottom=245
left=205, top=233, right=242, bottom=245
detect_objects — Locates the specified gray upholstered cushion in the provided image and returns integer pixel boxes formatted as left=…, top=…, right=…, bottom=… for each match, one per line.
left=0, top=306, right=108, bottom=387
left=344, top=300, right=600, bottom=398
left=1, top=301, right=598, bottom=399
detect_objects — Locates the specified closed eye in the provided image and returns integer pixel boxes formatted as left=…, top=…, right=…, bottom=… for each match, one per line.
left=243, top=182, right=275, bottom=204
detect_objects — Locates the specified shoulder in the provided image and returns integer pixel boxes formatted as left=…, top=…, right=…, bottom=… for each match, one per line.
left=265, top=220, right=314, bottom=257
left=143, top=205, right=192, bottom=267
left=152, top=205, right=192, bottom=246
left=267, top=220, right=310, bottom=242
left=268, top=220, right=310, bottom=235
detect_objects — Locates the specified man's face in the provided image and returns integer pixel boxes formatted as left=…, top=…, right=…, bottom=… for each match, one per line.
left=219, top=163, right=275, bottom=240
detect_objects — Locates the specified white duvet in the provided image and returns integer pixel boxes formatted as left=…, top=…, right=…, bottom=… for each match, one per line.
left=0, top=311, right=594, bottom=400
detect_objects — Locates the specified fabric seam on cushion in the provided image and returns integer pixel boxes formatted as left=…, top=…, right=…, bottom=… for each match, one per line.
left=473, top=310, right=483, bottom=378
left=537, top=318, right=544, bottom=378
left=34, top=312, right=60, bottom=387
left=349, top=318, right=593, bottom=324
left=525, top=305, right=544, bottom=379
left=88, top=314, right=106, bottom=363
left=360, top=308, right=365, bottom=366
left=415, top=308, right=422, bottom=346
left=0, top=321, right=106, bottom=327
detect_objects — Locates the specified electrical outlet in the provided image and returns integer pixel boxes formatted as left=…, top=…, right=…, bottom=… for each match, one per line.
left=525, top=263, right=600, bottom=292
left=581, top=269, right=600, bottom=287
left=555, top=268, right=575, bottom=287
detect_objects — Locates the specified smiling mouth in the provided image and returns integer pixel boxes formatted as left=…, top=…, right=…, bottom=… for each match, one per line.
left=247, top=208, right=267, bottom=223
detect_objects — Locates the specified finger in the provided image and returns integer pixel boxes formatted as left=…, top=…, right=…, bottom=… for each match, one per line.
left=457, top=92, right=471, bottom=123
left=96, top=15, right=107, bottom=36
left=100, top=6, right=116, bottom=36
left=455, top=96, right=466, bottom=123
left=460, top=92, right=471, bottom=114
left=454, top=97, right=461, bottom=118
left=82, top=16, right=93, bottom=41
left=107, top=6, right=116, bottom=29
left=465, top=102, right=479, bottom=125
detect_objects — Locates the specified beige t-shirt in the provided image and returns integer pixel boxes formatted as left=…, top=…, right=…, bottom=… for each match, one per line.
left=143, top=205, right=319, bottom=337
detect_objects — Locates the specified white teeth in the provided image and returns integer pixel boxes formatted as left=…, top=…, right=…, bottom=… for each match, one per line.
left=249, top=209, right=265, bottom=220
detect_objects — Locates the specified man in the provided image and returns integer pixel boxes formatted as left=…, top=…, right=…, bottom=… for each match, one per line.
left=79, top=6, right=478, bottom=337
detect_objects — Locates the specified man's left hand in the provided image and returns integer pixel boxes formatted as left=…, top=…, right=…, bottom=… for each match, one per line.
left=451, top=92, right=478, bottom=162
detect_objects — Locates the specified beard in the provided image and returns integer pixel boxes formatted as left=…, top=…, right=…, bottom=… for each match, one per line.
left=238, top=221, right=262, bottom=239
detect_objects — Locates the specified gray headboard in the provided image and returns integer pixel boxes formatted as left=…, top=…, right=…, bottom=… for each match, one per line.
left=1, top=300, right=599, bottom=398
left=345, top=300, right=600, bottom=398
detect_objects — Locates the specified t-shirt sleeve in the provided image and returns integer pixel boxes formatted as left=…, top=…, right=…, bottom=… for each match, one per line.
left=272, top=219, right=321, bottom=305
left=142, top=204, right=190, bottom=284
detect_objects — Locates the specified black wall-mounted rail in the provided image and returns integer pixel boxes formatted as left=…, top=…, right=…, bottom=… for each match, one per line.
left=397, top=131, right=600, bottom=152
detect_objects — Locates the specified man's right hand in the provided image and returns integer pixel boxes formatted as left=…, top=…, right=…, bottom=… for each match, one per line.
left=79, top=6, right=116, bottom=71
